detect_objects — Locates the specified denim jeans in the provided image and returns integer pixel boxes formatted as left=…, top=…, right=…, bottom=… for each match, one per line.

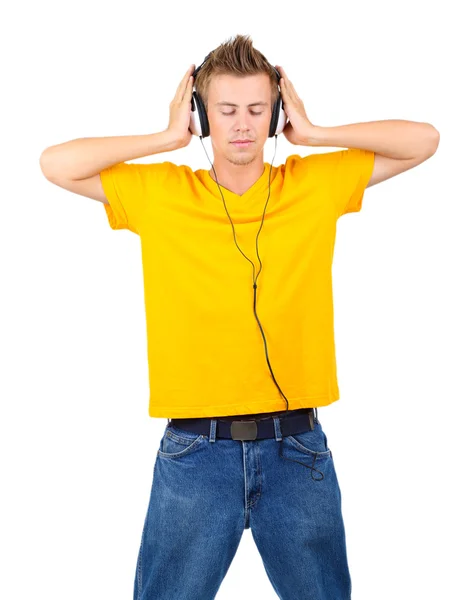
left=133, top=412, right=351, bottom=600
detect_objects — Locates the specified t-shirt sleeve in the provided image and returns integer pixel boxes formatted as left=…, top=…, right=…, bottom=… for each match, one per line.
left=332, top=147, right=375, bottom=218
left=99, top=160, right=173, bottom=234
left=284, top=148, right=375, bottom=219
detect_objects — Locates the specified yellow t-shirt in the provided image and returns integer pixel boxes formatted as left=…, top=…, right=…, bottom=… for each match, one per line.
left=100, top=148, right=375, bottom=418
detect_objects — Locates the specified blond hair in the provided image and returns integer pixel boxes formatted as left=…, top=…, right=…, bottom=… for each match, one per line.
left=194, top=34, right=279, bottom=111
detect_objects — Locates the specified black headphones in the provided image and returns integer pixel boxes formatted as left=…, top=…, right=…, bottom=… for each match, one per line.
left=188, top=51, right=323, bottom=481
left=189, top=52, right=288, bottom=138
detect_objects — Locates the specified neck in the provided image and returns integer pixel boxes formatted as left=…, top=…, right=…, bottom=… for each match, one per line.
left=208, top=155, right=266, bottom=197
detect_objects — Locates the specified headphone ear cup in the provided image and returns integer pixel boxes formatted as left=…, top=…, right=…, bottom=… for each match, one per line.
left=190, top=91, right=210, bottom=138
left=268, top=95, right=279, bottom=138
left=274, top=95, right=288, bottom=136
left=189, top=92, right=202, bottom=137
left=268, top=92, right=288, bottom=137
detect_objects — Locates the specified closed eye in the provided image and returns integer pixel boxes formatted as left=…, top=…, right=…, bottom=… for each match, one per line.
left=222, top=111, right=263, bottom=116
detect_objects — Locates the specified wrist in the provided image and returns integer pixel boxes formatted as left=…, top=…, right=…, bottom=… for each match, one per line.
left=160, top=128, right=187, bottom=151
left=305, top=125, right=328, bottom=147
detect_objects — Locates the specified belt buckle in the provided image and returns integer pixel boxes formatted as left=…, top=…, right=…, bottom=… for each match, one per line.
left=231, top=420, right=258, bottom=440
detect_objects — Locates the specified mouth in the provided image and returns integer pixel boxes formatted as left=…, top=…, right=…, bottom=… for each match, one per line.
left=231, top=141, right=254, bottom=148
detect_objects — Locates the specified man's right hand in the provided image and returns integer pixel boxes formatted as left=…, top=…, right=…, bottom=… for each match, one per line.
left=166, top=64, right=196, bottom=149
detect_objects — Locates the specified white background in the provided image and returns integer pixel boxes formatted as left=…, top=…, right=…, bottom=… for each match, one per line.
left=1, top=1, right=472, bottom=598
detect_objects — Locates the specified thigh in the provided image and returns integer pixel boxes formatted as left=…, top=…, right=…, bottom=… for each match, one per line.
left=134, top=424, right=246, bottom=600
left=250, top=422, right=351, bottom=600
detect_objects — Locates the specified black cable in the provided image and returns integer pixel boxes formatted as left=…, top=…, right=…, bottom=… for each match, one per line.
left=199, top=134, right=324, bottom=481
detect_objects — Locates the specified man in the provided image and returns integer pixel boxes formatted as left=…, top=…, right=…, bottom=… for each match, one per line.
left=39, top=34, right=439, bottom=600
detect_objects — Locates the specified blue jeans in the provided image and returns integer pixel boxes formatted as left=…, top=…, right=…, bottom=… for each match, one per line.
left=134, top=412, right=351, bottom=599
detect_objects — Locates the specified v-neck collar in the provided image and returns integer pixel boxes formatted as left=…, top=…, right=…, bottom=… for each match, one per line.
left=196, top=162, right=278, bottom=205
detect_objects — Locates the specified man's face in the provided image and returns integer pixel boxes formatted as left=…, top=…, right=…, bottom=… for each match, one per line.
left=206, top=73, right=272, bottom=166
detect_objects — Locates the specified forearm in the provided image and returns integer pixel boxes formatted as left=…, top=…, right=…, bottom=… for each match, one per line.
left=39, top=130, right=181, bottom=181
left=307, top=120, right=440, bottom=159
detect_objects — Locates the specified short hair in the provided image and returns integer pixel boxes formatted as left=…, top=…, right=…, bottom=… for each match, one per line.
left=194, top=34, right=279, bottom=111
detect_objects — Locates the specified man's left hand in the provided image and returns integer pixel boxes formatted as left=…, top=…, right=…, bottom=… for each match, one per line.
left=275, top=65, right=315, bottom=145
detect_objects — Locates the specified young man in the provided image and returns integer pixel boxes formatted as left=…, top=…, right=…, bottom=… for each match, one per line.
left=40, top=34, right=439, bottom=600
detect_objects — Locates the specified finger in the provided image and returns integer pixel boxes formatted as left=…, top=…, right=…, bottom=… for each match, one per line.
left=186, top=75, right=194, bottom=96
left=283, top=73, right=299, bottom=96
left=178, top=74, right=194, bottom=105
left=284, top=77, right=300, bottom=101
left=282, top=75, right=293, bottom=91
left=175, top=74, right=193, bottom=104
left=288, top=78, right=298, bottom=94
left=280, top=77, right=294, bottom=101
left=278, top=67, right=295, bottom=94
left=175, top=65, right=195, bottom=100
left=277, top=65, right=289, bottom=83
left=179, top=65, right=195, bottom=93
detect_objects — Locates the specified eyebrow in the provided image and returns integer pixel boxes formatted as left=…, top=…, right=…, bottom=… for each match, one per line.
left=215, top=101, right=269, bottom=107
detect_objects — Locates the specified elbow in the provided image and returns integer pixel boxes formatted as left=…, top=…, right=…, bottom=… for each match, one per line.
left=427, top=124, right=440, bottom=156
left=39, top=147, right=56, bottom=180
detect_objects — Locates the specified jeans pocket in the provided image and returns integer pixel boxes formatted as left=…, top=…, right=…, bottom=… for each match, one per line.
left=285, top=423, right=332, bottom=459
left=158, top=424, right=206, bottom=459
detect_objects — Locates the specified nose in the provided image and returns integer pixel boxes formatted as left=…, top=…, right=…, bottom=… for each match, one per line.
left=234, top=114, right=251, bottom=134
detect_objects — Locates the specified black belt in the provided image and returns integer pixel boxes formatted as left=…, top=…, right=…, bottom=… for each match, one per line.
left=169, top=407, right=317, bottom=441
